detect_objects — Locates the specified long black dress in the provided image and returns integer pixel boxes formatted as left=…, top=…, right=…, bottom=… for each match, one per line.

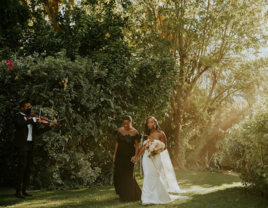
left=114, top=128, right=142, bottom=202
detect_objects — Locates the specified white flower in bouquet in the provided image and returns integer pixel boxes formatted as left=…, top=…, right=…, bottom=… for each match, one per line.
left=142, top=135, right=165, bottom=157
left=149, top=144, right=156, bottom=152
left=155, top=143, right=162, bottom=153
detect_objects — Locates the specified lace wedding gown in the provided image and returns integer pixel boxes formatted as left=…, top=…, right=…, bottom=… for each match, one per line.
left=142, top=140, right=185, bottom=204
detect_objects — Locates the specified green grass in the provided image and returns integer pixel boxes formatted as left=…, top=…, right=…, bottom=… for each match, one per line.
left=1, top=170, right=268, bottom=208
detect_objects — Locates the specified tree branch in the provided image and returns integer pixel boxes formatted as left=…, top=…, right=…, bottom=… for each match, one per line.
left=185, top=65, right=210, bottom=99
left=20, top=0, right=27, bottom=6
left=217, top=89, right=239, bottom=106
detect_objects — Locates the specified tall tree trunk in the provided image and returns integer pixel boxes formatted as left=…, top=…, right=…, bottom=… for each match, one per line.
left=174, top=19, right=186, bottom=169
left=43, top=0, right=62, bottom=32
left=174, top=85, right=185, bottom=169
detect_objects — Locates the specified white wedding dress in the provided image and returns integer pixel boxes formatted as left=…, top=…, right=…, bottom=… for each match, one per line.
left=141, top=140, right=186, bottom=204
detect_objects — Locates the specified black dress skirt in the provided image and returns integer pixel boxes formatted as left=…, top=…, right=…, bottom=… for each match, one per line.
left=114, top=130, right=142, bottom=202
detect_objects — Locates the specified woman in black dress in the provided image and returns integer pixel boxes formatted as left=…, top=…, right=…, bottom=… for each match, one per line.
left=113, top=115, right=142, bottom=202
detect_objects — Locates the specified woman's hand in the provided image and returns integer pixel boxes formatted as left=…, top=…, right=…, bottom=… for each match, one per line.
left=113, top=154, right=116, bottom=162
left=136, top=146, right=145, bottom=159
left=131, top=156, right=137, bottom=164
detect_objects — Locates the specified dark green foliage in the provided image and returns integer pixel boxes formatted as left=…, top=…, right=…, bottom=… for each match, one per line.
left=0, top=0, right=174, bottom=190
left=0, top=0, right=30, bottom=46
left=0, top=0, right=130, bottom=60
left=0, top=45, right=176, bottom=189
left=0, top=0, right=30, bottom=59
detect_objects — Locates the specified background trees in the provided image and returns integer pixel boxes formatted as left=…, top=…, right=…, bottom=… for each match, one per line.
left=127, top=0, right=268, bottom=169
left=0, top=0, right=30, bottom=58
left=1, top=0, right=268, bottom=191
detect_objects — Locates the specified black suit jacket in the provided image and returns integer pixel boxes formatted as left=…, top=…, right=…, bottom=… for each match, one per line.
left=12, top=113, right=51, bottom=148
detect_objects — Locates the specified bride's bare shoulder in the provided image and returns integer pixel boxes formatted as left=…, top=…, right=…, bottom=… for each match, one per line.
left=158, top=130, right=166, bottom=137
left=156, top=130, right=164, bottom=134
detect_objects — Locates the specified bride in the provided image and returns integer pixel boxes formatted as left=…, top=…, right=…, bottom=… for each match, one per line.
left=132, top=116, right=186, bottom=205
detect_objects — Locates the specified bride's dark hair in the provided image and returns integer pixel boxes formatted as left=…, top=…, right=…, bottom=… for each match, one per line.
left=143, top=116, right=161, bottom=140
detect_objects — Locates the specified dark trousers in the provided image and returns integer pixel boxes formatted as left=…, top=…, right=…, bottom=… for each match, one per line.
left=15, top=142, right=33, bottom=190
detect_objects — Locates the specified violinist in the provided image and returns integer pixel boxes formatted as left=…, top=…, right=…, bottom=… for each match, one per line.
left=12, top=101, right=56, bottom=198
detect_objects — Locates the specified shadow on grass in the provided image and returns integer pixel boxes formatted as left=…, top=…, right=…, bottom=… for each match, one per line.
left=0, top=186, right=119, bottom=208
left=1, top=186, right=267, bottom=208
left=1, top=171, right=267, bottom=208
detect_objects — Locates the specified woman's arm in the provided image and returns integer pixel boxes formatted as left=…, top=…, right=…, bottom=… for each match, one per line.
left=131, top=145, right=145, bottom=163
left=113, top=141, right=118, bottom=162
left=160, top=131, right=167, bottom=151
left=134, top=139, right=139, bottom=157
left=137, top=146, right=145, bottom=157
left=131, top=139, right=140, bottom=164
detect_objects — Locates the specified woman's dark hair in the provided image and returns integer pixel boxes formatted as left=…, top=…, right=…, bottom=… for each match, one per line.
left=123, top=115, right=132, bottom=123
left=143, top=116, right=161, bottom=140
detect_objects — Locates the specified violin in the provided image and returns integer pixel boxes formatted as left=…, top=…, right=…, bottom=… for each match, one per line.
left=27, top=113, right=61, bottom=127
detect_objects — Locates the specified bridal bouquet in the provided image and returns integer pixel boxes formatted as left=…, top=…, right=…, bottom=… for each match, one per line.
left=143, top=135, right=165, bottom=157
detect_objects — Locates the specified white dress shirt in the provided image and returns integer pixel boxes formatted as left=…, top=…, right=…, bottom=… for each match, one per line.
left=20, top=112, right=36, bottom=141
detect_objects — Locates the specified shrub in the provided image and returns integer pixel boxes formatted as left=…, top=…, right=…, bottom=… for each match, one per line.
left=0, top=49, right=176, bottom=189
left=0, top=0, right=176, bottom=190
left=217, top=96, right=268, bottom=196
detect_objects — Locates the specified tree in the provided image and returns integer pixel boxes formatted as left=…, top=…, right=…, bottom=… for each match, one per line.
left=128, top=0, right=268, bottom=169
left=19, top=0, right=75, bottom=32
left=0, top=0, right=30, bottom=55
left=0, top=0, right=177, bottom=188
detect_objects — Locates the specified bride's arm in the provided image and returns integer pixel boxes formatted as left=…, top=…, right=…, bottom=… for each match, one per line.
left=160, top=131, right=167, bottom=151
left=131, top=145, right=145, bottom=163
left=136, top=145, right=145, bottom=158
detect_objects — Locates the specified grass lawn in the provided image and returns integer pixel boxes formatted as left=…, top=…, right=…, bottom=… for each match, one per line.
left=0, top=170, right=268, bottom=208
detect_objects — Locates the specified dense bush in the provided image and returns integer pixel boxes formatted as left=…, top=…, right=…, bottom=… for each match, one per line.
left=0, top=48, right=176, bottom=189
left=0, top=0, right=177, bottom=189
left=217, top=97, right=268, bottom=196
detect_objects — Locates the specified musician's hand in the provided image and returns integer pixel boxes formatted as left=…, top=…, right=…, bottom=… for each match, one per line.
left=113, top=155, right=116, bottom=163
left=36, top=117, right=41, bottom=123
left=49, top=120, right=56, bottom=127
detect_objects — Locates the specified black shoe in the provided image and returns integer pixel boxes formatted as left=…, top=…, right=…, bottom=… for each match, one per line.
left=15, top=189, right=25, bottom=199
left=22, top=189, right=33, bottom=196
